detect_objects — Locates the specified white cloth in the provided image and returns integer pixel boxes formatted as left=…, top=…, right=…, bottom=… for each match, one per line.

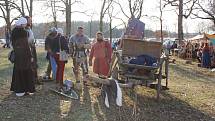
left=15, top=17, right=27, bottom=26
left=57, top=28, right=64, bottom=35
left=115, top=80, right=122, bottom=107
left=105, top=92, right=110, bottom=108
left=49, top=27, right=57, bottom=33
left=104, top=79, right=123, bottom=108
left=26, top=29, right=35, bottom=45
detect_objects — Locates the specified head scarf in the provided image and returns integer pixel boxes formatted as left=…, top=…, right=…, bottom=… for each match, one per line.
left=15, top=17, right=27, bottom=26
left=57, top=28, right=64, bottom=35
left=49, top=27, right=58, bottom=34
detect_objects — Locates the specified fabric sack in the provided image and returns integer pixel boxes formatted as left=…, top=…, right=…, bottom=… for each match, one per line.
left=8, top=50, right=15, bottom=63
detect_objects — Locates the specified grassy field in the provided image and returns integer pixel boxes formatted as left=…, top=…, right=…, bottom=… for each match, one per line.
left=0, top=47, right=215, bottom=121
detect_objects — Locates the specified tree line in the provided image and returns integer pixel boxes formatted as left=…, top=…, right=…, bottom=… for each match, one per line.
left=0, top=20, right=196, bottom=39
left=1, top=0, right=214, bottom=43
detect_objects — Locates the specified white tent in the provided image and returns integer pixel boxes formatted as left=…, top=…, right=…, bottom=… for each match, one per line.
left=189, top=34, right=204, bottom=41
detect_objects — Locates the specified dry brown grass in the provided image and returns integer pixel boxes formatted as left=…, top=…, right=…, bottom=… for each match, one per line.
left=0, top=47, right=215, bottom=121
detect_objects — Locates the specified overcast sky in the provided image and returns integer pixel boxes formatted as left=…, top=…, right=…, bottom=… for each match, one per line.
left=0, top=0, right=210, bottom=33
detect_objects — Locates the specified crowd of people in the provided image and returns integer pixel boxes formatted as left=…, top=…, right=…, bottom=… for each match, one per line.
left=177, top=41, right=215, bottom=68
left=7, top=16, right=215, bottom=97
left=10, top=17, right=112, bottom=97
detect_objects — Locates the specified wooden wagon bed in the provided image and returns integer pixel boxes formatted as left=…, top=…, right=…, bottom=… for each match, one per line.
left=109, top=38, right=169, bottom=100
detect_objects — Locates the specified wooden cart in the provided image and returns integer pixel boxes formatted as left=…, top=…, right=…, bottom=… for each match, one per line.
left=109, top=38, right=169, bottom=100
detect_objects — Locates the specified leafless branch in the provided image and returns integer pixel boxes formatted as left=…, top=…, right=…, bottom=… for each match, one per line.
left=113, top=0, right=129, bottom=18
left=163, top=0, right=178, bottom=7
left=183, top=0, right=197, bottom=18
left=10, top=15, right=21, bottom=24
left=112, top=16, right=127, bottom=28
left=137, top=0, right=144, bottom=19
left=0, top=4, right=6, bottom=19
left=24, top=0, right=30, bottom=14
left=0, top=16, right=5, bottom=19
left=103, top=0, right=113, bottom=17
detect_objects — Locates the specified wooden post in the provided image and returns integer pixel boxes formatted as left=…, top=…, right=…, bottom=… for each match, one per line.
left=157, top=58, right=164, bottom=101
left=165, top=55, right=169, bottom=88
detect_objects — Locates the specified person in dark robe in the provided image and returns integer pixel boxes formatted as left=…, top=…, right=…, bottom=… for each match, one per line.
left=10, top=17, right=35, bottom=96
left=202, top=43, right=211, bottom=68
left=197, top=48, right=202, bottom=63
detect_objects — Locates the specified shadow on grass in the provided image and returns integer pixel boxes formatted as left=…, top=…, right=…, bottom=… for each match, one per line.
left=122, top=87, right=215, bottom=121
left=0, top=83, right=62, bottom=121
left=60, top=86, right=94, bottom=121
left=0, top=65, right=13, bottom=86
left=0, top=52, right=47, bottom=87
left=1, top=83, right=214, bottom=121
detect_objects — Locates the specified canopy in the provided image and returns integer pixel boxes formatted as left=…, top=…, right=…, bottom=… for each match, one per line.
left=205, top=33, right=215, bottom=39
left=205, top=33, right=215, bottom=49
left=189, top=34, right=204, bottom=41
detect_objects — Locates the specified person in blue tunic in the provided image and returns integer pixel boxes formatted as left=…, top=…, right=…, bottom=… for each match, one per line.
left=202, top=43, right=211, bottom=68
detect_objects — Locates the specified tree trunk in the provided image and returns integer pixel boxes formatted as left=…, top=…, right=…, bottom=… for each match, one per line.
left=99, top=0, right=106, bottom=32
left=51, top=0, right=57, bottom=28
left=53, top=16, right=57, bottom=28
left=178, top=0, right=184, bottom=44
left=99, top=15, right=103, bottom=32
left=66, top=0, right=71, bottom=36
left=160, top=0, right=163, bottom=43
left=29, top=0, right=33, bottom=17
left=5, top=0, right=11, bottom=33
left=29, top=0, right=33, bottom=29
left=90, top=20, right=92, bottom=38
left=109, top=19, right=112, bottom=44
left=21, top=0, right=25, bottom=16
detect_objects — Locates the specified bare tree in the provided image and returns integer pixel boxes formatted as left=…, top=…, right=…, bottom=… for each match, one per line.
left=46, top=0, right=84, bottom=36
left=106, top=1, right=124, bottom=43
left=65, top=0, right=71, bottom=36
left=87, top=11, right=96, bottom=38
left=163, top=0, right=197, bottom=43
left=0, top=0, right=23, bottom=32
left=114, top=0, right=144, bottom=19
left=23, top=0, right=33, bottom=17
left=50, top=0, right=58, bottom=28
left=160, top=0, right=164, bottom=43
left=99, top=0, right=113, bottom=32
left=191, top=0, right=215, bottom=26
left=107, top=4, right=114, bottom=43
left=20, top=0, right=25, bottom=16
left=59, top=0, right=84, bottom=36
